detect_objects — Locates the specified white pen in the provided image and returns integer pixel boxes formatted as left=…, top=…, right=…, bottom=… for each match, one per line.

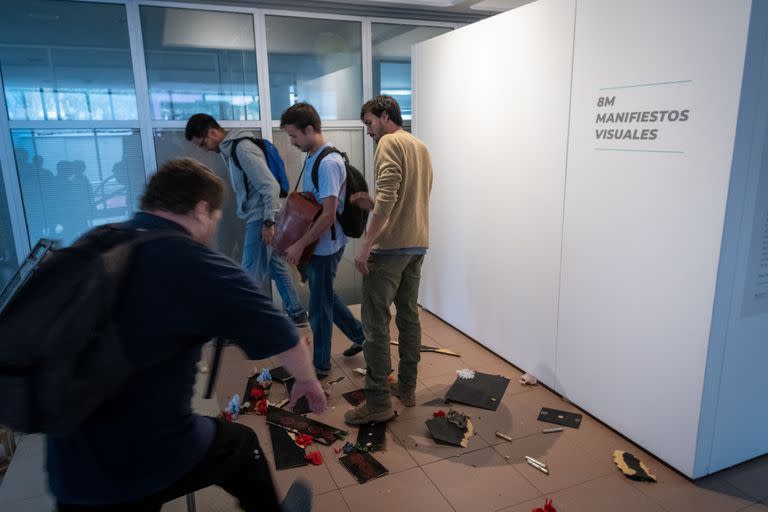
left=526, top=458, right=550, bottom=475
left=525, top=455, right=548, bottom=468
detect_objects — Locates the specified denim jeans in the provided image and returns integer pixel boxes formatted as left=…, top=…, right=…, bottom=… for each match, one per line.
left=304, top=247, right=365, bottom=373
left=362, top=254, right=424, bottom=408
left=242, top=221, right=306, bottom=321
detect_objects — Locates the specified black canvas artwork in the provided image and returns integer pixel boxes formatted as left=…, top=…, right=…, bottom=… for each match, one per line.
left=356, top=422, right=386, bottom=451
left=339, top=451, right=389, bottom=484
left=285, top=378, right=310, bottom=415
left=444, top=372, right=510, bottom=411
left=269, top=366, right=293, bottom=383
left=537, top=407, right=582, bottom=429
left=269, top=424, right=307, bottom=470
left=422, top=397, right=451, bottom=407
left=266, top=405, right=347, bottom=446
left=425, top=412, right=474, bottom=448
left=342, top=389, right=367, bottom=407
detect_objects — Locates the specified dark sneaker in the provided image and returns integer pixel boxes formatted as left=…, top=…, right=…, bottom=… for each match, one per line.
left=342, top=343, right=363, bottom=357
left=315, top=370, right=330, bottom=380
left=344, top=401, right=395, bottom=425
left=281, top=478, right=312, bottom=512
left=291, top=312, right=310, bottom=328
left=389, top=381, right=416, bottom=407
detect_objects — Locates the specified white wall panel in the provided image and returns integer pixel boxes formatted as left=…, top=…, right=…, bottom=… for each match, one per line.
left=413, top=0, right=575, bottom=386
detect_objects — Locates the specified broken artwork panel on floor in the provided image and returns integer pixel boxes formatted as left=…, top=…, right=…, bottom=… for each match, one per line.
left=444, top=371, right=510, bottom=411
left=269, top=424, right=308, bottom=470
left=266, top=405, right=347, bottom=446
left=338, top=451, right=389, bottom=484
left=425, top=410, right=474, bottom=447
left=356, top=422, right=387, bottom=451
left=285, top=378, right=310, bottom=415
left=537, top=408, right=582, bottom=429
left=342, top=389, right=367, bottom=407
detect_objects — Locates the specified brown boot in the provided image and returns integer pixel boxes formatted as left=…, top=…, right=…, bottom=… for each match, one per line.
left=344, top=402, right=395, bottom=425
left=389, top=381, right=416, bottom=407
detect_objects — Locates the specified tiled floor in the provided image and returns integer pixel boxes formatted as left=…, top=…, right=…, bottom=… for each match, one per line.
left=163, top=306, right=768, bottom=512
left=1, top=307, right=766, bottom=512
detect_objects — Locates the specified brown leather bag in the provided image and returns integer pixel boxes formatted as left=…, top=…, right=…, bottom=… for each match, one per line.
left=271, top=191, right=322, bottom=265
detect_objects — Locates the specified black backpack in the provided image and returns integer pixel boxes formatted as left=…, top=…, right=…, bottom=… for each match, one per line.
left=310, top=147, right=369, bottom=238
left=0, top=225, right=185, bottom=434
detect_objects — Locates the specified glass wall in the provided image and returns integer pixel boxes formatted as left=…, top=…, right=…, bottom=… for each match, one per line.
left=152, top=128, right=263, bottom=262
left=0, top=0, right=137, bottom=121
left=372, top=23, right=451, bottom=121
left=141, top=7, right=260, bottom=121
left=0, top=166, right=18, bottom=291
left=267, top=16, right=362, bottom=120
left=11, top=129, right=144, bottom=247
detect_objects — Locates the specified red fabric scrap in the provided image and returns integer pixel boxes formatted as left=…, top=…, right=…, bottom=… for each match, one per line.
left=433, top=410, right=446, bottom=417
left=334, top=448, right=341, bottom=454
left=250, top=387, right=265, bottom=399
left=294, top=434, right=314, bottom=448
left=305, top=451, right=323, bottom=465
left=532, top=499, right=556, bottom=512
left=221, top=411, right=233, bottom=422
left=255, top=399, right=268, bottom=415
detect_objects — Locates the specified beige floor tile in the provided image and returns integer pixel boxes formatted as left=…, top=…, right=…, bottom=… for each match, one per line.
left=720, top=455, right=768, bottom=502
left=492, top=431, right=613, bottom=495
left=553, top=474, right=666, bottom=512
left=267, top=455, right=338, bottom=501
left=422, top=321, right=476, bottom=349
left=314, top=489, right=351, bottom=512
left=388, top=416, right=490, bottom=466
left=340, top=466, right=452, bottom=512
left=631, top=469, right=759, bottom=512
left=421, top=446, right=541, bottom=512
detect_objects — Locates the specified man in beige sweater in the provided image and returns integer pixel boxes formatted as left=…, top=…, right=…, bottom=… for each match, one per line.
left=344, top=96, right=434, bottom=425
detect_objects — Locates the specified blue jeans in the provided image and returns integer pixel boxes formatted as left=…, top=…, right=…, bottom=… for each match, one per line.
left=304, top=247, right=365, bottom=373
left=242, top=221, right=306, bottom=321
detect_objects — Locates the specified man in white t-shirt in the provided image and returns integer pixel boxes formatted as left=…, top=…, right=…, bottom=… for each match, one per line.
left=280, top=102, right=366, bottom=378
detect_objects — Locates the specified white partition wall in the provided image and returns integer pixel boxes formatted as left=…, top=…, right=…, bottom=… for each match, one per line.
left=414, top=0, right=576, bottom=386
left=414, top=0, right=764, bottom=477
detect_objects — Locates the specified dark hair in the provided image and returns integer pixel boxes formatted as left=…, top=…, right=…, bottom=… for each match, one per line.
left=140, top=158, right=226, bottom=214
left=279, top=102, right=322, bottom=132
left=360, top=95, right=403, bottom=126
left=185, top=113, right=221, bottom=141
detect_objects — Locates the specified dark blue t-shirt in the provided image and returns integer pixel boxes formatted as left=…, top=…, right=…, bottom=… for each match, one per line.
left=46, top=212, right=299, bottom=505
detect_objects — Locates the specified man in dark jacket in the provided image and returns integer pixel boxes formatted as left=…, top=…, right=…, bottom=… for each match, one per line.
left=48, top=158, right=325, bottom=512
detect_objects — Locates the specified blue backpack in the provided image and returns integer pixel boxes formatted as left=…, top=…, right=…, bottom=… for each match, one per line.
left=230, top=137, right=290, bottom=198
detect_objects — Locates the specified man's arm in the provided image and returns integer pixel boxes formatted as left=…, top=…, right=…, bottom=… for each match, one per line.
left=354, top=212, right=388, bottom=275
left=283, top=196, right=338, bottom=265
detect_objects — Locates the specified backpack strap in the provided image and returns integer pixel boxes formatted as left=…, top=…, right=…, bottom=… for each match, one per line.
left=229, top=137, right=265, bottom=195
left=303, top=146, right=347, bottom=241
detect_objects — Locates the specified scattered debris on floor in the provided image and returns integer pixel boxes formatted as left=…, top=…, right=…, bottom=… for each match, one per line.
left=268, top=366, right=293, bottom=383
left=525, top=455, right=550, bottom=475
left=426, top=409, right=474, bottom=447
left=357, top=422, right=387, bottom=452
left=541, top=427, right=563, bottom=434
left=390, top=340, right=461, bottom=357
left=537, top=407, right=582, bottom=429
left=531, top=498, right=557, bottom=512
left=353, top=368, right=367, bottom=376
left=613, top=450, right=657, bottom=482
left=495, top=431, right=513, bottom=442
left=339, top=451, right=389, bottom=484
left=445, top=371, right=510, bottom=411
left=266, top=406, right=347, bottom=446
left=456, top=368, right=476, bottom=379
left=269, top=424, right=307, bottom=470
left=519, top=373, right=538, bottom=385
left=342, top=389, right=367, bottom=407
left=304, top=451, right=323, bottom=465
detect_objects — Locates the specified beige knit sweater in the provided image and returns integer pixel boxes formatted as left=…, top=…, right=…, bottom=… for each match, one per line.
left=372, top=129, right=433, bottom=250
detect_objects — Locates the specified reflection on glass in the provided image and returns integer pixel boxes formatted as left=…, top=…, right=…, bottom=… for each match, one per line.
left=272, top=128, right=365, bottom=304
left=141, top=7, right=260, bottom=121
left=267, top=16, right=362, bottom=120
left=153, top=128, right=261, bottom=261
left=0, top=1, right=137, bottom=121
left=12, top=129, right=145, bottom=247
left=0, top=166, right=19, bottom=292
left=372, top=23, right=451, bottom=120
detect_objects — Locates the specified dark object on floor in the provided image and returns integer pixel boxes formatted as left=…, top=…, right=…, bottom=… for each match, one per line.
left=339, top=451, right=389, bottom=484
left=269, top=366, right=293, bottom=383
left=425, top=411, right=474, bottom=447
left=537, top=407, right=582, bottom=429
left=269, top=424, right=308, bottom=470
left=342, top=388, right=367, bottom=407
left=285, top=379, right=311, bottom=415
left=343, top=344, right=364, bottom=357
left=444, top=371, right=510, bottom=411
left=390, top=340, right=461, bottom=357
left=613, top=450, right=657, bottom=482
left=266, top=406, right=347, bottom=446
left=356, top=422, right=387, bottom=452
